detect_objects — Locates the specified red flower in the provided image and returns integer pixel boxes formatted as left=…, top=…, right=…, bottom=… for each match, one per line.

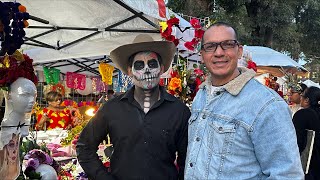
left=170, top=70, right=179, bottom=78
left=165, top=35, right=176, bottom=42
left=184, top=41, right=195, bottom=51
left=247, top=60, right=257, bottom=72
left=195, top=29, right=204, bottom=39
left=167, top=17, right=180, bottom=26
left=190, top=18, right=201, bottom=29
left=160, top=25, right=172, bottom=38
left=104, top=161, right=110, bottom=168
left=173, top=38, right=179, bottom=46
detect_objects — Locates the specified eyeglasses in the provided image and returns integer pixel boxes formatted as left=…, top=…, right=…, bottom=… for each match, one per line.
left=202, top=40, right=239, bottom=52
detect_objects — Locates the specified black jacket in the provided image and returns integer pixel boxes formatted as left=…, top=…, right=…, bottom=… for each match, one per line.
left=76, top=86, right=190, bottom=180
left=293, top=108, right=320, bottom=179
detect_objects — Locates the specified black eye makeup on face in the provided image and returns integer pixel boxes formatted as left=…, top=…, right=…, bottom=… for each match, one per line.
left=148, top=59, right=159, bottom=68
left=133, top=61, right=145, bottom=70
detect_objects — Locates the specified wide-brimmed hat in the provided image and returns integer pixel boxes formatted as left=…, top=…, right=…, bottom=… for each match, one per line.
left=110, top=34, right=176, bottom=75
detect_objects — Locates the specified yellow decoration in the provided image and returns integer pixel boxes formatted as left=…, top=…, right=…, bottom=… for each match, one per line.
left=99, top=63, right=114, bottom=85
left=12, top=50, right=25, bottom=61
left=159, top=21, right=168, bottom=32
left=0, top=54, right=10, bottom=68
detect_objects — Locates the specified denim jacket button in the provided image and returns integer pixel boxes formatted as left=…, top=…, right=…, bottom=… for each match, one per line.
left=218, top=127, right=223, bottom=131
left=190, top=163, right=193, bottom=167
left=196, top=137, right=200, bottom=141
left=202, top=115, right=206, bottom=119
left=216, top=91, right=221, bottom=95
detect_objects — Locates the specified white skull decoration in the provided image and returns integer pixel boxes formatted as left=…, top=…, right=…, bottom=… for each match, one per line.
left=131, top=52, right=161, bottom=90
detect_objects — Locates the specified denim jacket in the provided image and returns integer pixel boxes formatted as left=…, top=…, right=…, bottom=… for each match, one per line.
left=185, top=67, right=304, bottom=180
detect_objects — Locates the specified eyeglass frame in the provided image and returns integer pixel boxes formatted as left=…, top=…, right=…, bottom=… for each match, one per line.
left=201, top=40, right=240, bottom=52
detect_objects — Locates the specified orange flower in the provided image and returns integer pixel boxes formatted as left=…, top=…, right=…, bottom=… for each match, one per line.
left=168, top=77, right=182, bottom=92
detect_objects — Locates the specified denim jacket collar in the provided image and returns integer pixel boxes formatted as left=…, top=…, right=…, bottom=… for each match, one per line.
left=199, top=67, right=256, bottom=96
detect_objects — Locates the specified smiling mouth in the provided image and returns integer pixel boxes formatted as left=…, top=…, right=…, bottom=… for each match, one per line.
left=213, top=61, right=228, bottom=64
left=137, top=74, right=159, bottom=81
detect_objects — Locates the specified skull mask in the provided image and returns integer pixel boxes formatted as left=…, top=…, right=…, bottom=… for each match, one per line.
left=130, top=51, right=162, bottom=90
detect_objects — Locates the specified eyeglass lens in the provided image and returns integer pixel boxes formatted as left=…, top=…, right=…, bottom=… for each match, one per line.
left=202, top=40, right=238, bottom=52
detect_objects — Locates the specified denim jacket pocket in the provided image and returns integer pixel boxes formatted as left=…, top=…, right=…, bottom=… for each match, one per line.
left=207, top=120, right=236, bottom=155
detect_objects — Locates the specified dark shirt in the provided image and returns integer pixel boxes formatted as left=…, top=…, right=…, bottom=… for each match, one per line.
left=293, top=108, right=320, bottom=179
left=76, top=86, right=190, bottom=180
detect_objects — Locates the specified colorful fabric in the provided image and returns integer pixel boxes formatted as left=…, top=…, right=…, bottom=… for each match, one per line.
left=43, top=67, right=60, bottom=85
left=98, top=63, right=114, bottom=85
left=92, top=77, right=108, bottom=93
left=66, top=72, right=86, bottom=90
left=37, top=108, right=72, bottom=130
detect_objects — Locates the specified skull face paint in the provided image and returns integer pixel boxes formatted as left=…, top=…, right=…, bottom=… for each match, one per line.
left=131, top=52, right=161, bottom=89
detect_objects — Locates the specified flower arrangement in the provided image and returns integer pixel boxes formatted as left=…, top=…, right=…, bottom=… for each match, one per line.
left=60, top=119, right=89, bottom=146
left=0, top=51, right=38, bottom=90
left=166, top=57, right=206, bottom=102
left=23, top=149, right=60, bottom=179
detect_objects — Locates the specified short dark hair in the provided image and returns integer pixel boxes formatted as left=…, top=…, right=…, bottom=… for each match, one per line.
left=201, top=21, right=239, bottom=48
left=303, top=86, right=320, bottom=108
left=128, top=51, right=163, bottom=67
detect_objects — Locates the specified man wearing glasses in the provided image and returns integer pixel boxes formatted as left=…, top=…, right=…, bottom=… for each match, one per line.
left=184, top=22, right=304, bottom=179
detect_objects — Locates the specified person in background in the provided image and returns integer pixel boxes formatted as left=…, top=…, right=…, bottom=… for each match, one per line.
left=293, top=86, right=320, bottom=180
left=36, top=91, right=78, bottom=130
left=184, top=22, right=303, bottom=179
left=77, top=34, right=190, bottom=180
left=288, top=83, right=307, bottom=116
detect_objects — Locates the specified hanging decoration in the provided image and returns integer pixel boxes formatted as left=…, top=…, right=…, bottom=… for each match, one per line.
left=76, top=77, right=93, bottom=96
left=183, top=18, right=205, bottom=51
left=0, top=1, right=30, bottom=55
left=43, top=67, right=60, bottom=85
left=118, top=70, right=132, bottom=92
left=159, top=16, right=205, bottom=51
left=98, top=63, right=114, bottom=85
left=92, top=76, right=108, bottom=94
left=66, top=72, right=86, bottom=90
left=159, top=16, right=180, bottom=46
left=156, top=0, right=166, bottom=18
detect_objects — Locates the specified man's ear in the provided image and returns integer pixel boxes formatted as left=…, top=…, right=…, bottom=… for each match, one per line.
left=160, top=65, right=165, bottom=74
left=127, top=67, right=133, bottom=76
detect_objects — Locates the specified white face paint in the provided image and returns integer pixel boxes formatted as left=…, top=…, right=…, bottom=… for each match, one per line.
left=131, top=52, right=162, bottom=89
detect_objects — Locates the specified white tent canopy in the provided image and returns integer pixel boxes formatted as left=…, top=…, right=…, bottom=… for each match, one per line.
left=303, top=80, right=320, bottom=89
left=15, top=0, right=189, bottom=76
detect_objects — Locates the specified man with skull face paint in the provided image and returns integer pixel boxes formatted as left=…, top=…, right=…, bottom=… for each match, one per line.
left=77, top=34, right=191, bottom=180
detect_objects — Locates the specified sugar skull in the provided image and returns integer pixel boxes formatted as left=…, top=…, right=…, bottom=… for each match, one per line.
left=130, top=51, right=162, bottom=89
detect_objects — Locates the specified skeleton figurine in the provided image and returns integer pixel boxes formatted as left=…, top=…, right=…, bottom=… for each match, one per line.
left=128, top=51, right=163, bottom=113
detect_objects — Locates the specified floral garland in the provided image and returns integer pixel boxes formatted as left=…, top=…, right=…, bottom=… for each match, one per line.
left=0, top=51, right=38, bottom=90
left=159, top=16, right=204, bottom=51
left=0, top=1, right=29, bottom=55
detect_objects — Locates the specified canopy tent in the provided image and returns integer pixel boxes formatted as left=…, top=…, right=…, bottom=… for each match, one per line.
left=15, top=0, right=191, bottom=76
left=302, top=79, right=320, bottom=89
left=242, top=46, right=308, bottom=77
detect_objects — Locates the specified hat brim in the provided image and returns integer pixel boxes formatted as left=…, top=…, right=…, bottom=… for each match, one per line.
left=110, top=41, right=176, bottom=75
